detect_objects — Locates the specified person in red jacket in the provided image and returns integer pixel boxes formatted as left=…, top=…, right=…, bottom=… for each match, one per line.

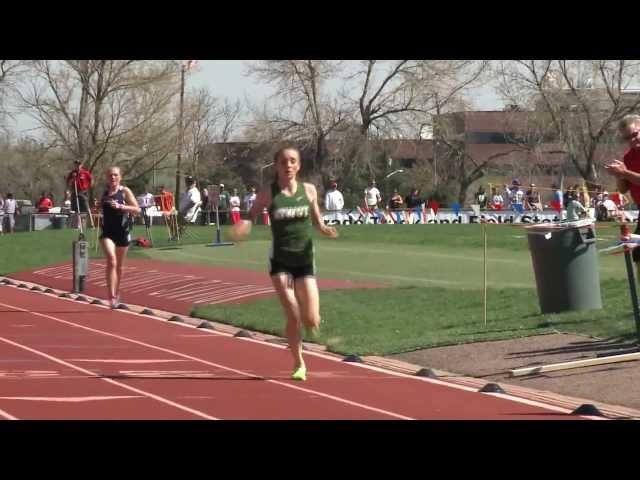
left=36, top=191, right=53, bottom=213
left=66, top=160, right=94, bottom=228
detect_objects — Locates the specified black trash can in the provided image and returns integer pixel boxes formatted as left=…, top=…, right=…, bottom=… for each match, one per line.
left=526, top=220, right=602, bottom=314
left=52, top=215, right=66, bottom=230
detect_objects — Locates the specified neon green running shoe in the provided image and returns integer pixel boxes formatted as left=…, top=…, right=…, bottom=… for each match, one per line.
left=291, top=364, right=307, bottom=381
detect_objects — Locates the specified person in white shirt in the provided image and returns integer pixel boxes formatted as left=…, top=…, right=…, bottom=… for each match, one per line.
left=179, top=176, right=202, bottom=224
left=137, top=189, right=155, bottom=228
left=3, top=193, right=17, bottom=233
left=324, top=180, right=344, bottom=223
left=243, top=186, right=257, bottom=212
left=229, top=188, right=241, bottom=224
left=364, top=179, right=382, bottom=222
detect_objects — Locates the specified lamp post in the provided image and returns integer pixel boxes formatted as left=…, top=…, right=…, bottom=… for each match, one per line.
left=175, top=62, right=186, bottom=204
left=260, top=161, right=274, bottom=187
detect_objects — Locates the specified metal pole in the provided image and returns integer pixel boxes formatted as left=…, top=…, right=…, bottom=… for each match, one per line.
left=623, top=247, right=640, bottom=343
left=483, top=221, right=488, bottom=327
left=175, top=64, right=186, bottom=207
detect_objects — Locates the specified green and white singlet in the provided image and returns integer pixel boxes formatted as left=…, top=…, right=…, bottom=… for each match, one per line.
left=269, top=182, right=315, bottom=272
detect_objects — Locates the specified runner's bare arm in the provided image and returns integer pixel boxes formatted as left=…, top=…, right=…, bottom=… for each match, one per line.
left=229, top=189, right=271, bottom=241
left=304, top=183, right=338, bottom=238
left=122, top=187, right=141, bottom=216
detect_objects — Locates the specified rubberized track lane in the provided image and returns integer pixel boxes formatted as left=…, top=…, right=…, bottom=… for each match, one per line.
left=0, top=286, right=580, bottom=420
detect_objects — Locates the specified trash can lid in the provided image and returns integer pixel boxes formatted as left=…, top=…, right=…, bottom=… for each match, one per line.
left=525, top=218, right=594, bottom=234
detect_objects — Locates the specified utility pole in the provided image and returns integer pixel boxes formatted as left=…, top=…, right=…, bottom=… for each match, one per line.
left=175, top=63, right=186, bottom=203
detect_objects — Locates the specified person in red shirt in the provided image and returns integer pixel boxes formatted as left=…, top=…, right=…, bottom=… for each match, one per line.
left=36, top=191, right=53, bottom=213
left=66, top=160, right=94, bottom=227
left=605, top=114, right=640, bottom=261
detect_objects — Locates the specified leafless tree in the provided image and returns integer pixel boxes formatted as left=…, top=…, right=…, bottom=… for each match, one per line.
left=17, top=60, right=181, bottom=189
left=182, top=88, right=241, bottom=181
left=245, top=60, right=348, bottom=174
left=496, top=60, right=640, bottom=183
left=0, top=60, right=28, bottom=133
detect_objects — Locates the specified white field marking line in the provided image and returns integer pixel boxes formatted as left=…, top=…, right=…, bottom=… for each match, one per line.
left=53, top=292, right=575, bottom=419
left=125, top=274, right=197, bottom=293
left=186, top=288, right=273, bottom=304
left=148, top=281, right=221, bottom=297
left=160, top=281, right=229, bottom=300
left=204, top=290, right=276, bottom=305
left=33, top=266, right=71, bottom=276
left=172, top=285, right=262, bottom=302
left=0, top=300, right=413, bottom=420
left=0, top=396, right=143, bottom=402
left=0, top=407, right=18, bottom=420
left=128, top=280, right=197, bottom=294
left=8, top=286, right=584, bottom=418
left=177, top=287, right=254, bottom=302
left=116, top=269, right=188, bottom=285
left=117, top=273, right=171, bottom=288
left=0, top=333, right=218, bottom=420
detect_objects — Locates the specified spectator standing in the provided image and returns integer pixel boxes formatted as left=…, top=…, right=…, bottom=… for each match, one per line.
left=229, top=188, right=241, bottom=224
left=3, top=193, right=18, bottom=233
left=388, top=188, right=404, bottom=223
left=324, top=181, right=344, bottom=223
left=244, top=186, right=257, bottom=214
left=364, top=179, right=382, bottom=222
left=62, top=190, right=72, bottom=214
left=66, top=160, right=94, bottom=228
left=218, top=183, right=230, bottom=224
left=405, top=188, right=424, bottom=223
left=137, top=187, right=155, bottom=228
left=178, top=176, right=202, bottom=224
left=200, top=184, right=209, bottom=225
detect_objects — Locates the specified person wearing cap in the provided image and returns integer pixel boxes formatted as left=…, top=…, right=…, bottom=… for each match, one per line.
left=66, top=160, right=94, bottom=228
left=505, top=179, right=525, bottom=213
left=325, top=180, right=344, bottom=223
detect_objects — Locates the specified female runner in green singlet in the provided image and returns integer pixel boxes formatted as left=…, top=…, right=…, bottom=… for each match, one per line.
left=230, top=147, right=338, bottom=381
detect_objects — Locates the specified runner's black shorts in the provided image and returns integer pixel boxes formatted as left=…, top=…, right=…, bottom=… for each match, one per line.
left=100, top=228, right=130, bottom=247
left=269, top=258, right=315, bottom=279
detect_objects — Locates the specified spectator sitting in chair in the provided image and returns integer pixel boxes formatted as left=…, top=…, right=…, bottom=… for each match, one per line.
left=489, top=187, right=504, bottom=210
left=179, top=176, right=202, bottom=224
left=37, top=191, right=53, bottom=213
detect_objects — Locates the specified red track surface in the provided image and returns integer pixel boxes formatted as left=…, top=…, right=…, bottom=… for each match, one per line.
left=10, top=259, right=379, bottom=315
left=0, top=285, right=584, bottom=420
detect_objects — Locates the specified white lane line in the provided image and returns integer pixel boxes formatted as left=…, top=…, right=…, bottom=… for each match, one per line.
left=0, top=300, right=413, bottom=420
left=0, top=396, right=143, bottom=402
left=6, top=285, right=585, bottom=418
left=0, top=407, right=18, bottom=420
left=0, top=333, right=218, bottom=420
left=174, top=285, right=260, bottom=302
left=69, top=359, right=189, bottom=364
